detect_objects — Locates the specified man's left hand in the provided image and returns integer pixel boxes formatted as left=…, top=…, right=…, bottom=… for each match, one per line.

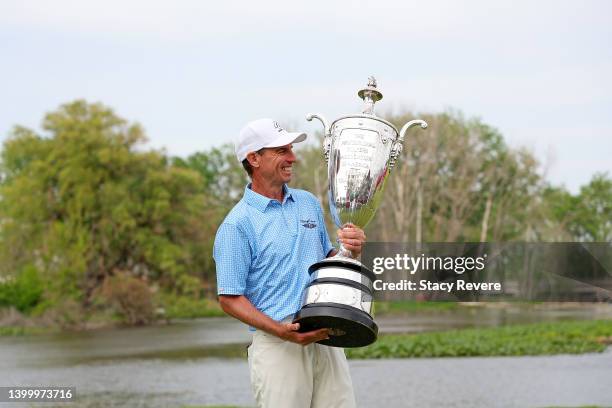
left=337, top=224, right=366, bottom=258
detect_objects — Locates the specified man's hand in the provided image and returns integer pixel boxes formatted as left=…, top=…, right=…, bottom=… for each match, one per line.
left=275, top=322, right=329, bottom=345
left=337, top=223, right=366, bottom=258
left=219, top=295, right=329, bottom=346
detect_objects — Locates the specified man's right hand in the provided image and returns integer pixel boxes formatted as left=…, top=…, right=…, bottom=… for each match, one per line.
left=275, top=322, right=329, bottom=345
left=218, top=295, right=329, bottom=346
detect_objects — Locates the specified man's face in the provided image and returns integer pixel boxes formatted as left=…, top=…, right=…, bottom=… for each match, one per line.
left=256, top=144, right=297, bottom=184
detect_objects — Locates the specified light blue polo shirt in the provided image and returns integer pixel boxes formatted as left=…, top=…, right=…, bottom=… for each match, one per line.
left=213, top=184, right=334, bottom=323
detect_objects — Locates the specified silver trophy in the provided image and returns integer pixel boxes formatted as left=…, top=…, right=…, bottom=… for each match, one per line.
left=293, top=77, right=427, bottom=347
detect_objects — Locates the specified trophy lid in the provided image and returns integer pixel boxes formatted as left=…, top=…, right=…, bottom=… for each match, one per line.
left=357, top=76, right=383, bottom=115
left=329, top=76, right=398, bottom=134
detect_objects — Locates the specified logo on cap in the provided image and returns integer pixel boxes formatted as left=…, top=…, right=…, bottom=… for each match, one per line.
left=273, top=121, right=284, bottom=132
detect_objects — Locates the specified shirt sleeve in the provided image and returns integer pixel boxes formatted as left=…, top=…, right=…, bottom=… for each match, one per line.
left=213, top=222, right=251, bottom=295
left=316, top=202, right=335, bottom=257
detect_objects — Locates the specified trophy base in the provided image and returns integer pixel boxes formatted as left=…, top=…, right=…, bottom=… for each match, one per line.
left=293, top=303, right=378, bottom=348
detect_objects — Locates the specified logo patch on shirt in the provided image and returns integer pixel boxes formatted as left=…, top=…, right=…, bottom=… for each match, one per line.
left=300, top=219, right=317, bottom=229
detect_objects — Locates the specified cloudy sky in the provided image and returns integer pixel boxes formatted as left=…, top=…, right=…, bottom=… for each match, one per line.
left=1, top=0, right=610, bottom=192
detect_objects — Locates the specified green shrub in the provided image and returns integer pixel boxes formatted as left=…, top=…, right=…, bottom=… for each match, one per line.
left=0, top=326, right=49, bottom=336
left=346, top=320, right=612, bottom=359
left=101, top=273, right=154, bottom=325
left=158, top=292, right=225, bottom=319
left=0, top=265, right=43, bottom=313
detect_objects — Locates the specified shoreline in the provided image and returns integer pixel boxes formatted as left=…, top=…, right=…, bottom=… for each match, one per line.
left=5, top=319, right=609, bottom=362
left=2, top=301, right=611, bottom=338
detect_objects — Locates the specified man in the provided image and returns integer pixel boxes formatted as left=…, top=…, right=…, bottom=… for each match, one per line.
left=213, top=118, right=366, bottom=408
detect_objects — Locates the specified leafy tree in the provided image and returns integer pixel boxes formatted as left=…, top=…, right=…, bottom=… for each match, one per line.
left=572, top=173, right=612, bottom=241
left=538, top=173, right=611, bottom=242
left=172, top=144, right=246, bottom=208
left=172, top=144, right=248, bottom=288
left=538, top=185, right=579, bottom=241
left=0, top=100, right=211, bottom=322
left=0, top=265, right=43, bottom=312
left=362, top=111, right=543, bottom=243
left=2, top=101, right=608, bottom=321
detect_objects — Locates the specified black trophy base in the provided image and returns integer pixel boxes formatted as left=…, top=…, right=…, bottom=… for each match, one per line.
left=293, top=303, right=378, bottom=348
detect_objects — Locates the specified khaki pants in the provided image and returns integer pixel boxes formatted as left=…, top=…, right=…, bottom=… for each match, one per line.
left=247, top=330, right=357, bottom=408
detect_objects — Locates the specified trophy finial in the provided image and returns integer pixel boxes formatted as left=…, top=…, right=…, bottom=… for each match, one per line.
left=358, top=76, right=383, bottom=115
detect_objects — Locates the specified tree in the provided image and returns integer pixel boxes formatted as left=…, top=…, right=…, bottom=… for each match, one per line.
left=172, top=144, right=247, bottom=208
left=361, top=111, right=543, bottom=243
left=0, top=100, right=212, bottom=323
left=172, top=144, right=247, bottom=287
left=572, top=173, right=612, bottom=242
left=537, top=173, right=612, bottom=242
left=284, top=111, right=547, bottom=244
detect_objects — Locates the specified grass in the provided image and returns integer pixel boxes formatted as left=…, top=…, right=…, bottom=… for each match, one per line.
left=346, top=319, right=612, bottom=359
left=164, top=298, right=460, bottom=319
left=0, top=294, right=228, bottom=336
left=0, top=325, right=50, bottom=336
left=158, top=294, right=226, bottom=319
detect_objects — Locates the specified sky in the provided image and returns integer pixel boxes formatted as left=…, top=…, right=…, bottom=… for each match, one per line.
left=1, top=0, right=610, bottom=193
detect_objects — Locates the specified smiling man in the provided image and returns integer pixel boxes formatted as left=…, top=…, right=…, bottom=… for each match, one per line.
left=213, top=118, right=364, bottom=408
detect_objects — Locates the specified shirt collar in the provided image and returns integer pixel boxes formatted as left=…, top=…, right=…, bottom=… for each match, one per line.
left=244, top=183, right=295, bottom=212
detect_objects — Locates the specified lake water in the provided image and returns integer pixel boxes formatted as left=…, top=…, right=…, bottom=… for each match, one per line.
left=1, top=304, right=611, bottom=407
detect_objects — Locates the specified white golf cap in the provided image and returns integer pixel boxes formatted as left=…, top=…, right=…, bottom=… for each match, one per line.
left=235, top=118, right=307, bottom=163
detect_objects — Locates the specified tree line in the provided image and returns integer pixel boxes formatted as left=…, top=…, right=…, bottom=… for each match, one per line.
left=0, top=101, right=609, bottom=326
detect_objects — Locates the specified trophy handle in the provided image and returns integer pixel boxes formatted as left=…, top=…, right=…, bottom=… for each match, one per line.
left=306, top=113, right=332, bottom=163
left=389, top=119, right=428, bottom=168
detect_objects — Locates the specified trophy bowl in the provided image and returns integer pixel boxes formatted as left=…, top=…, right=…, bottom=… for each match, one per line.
left=293, top=259, right=377, bottom=347
left=293, top=77, right=427, bottom=348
